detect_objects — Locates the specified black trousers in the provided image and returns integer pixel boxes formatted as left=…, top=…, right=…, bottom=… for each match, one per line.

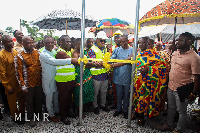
left=56, top=80, right=76, bottom=119
left=0, top=82, right=10, bottom=113
left=25, top=86, right=42, bottom=119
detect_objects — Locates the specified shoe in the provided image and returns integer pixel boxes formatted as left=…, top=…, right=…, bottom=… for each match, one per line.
left=192, top=109, right=200, bottom=113
left=61, top=118, right=70, bottom=125
left=94, top=107, right=99, bottom=115
left=0, top=112, right=3, bottom=120
left=48, top=116, right=59, bottom=122
left=113, top=111, right=122, bottom=117
left=30, top=119, right=36, bottom=127
left=172, top=128, right=182, bottom=133
left=131, top=113, right=138, bottom=120
left=137, top=119, right=145, bottom=126
left=123, top=112, right=128, bottom=119
left=109, top=105, right=116, bottom=110
left=101, top=106, right=110, bottom=112
left=12, top=119, right=25, bottom=125
left=156, top=122, right=173, bottom=131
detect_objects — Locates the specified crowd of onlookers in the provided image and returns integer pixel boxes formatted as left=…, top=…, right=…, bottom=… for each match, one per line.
left=0, top=30, right=200, bottom=133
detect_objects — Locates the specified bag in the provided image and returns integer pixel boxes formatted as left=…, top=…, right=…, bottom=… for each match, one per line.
left=176, top=82, right=194, bottom=103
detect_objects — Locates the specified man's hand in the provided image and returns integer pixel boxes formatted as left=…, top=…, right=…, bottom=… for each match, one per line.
left=94, top=61, right=102, bottom=68
left=8, top=89, right=14, bottom=95
left=23, top=88, right=28, bottom=93
left=71, top=58, right=78, bottom=65
left=185, top=94, right=196, bottom=103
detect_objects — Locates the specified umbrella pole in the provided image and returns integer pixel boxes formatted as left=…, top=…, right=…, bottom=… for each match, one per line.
left=66, top=19, right=68, bottom=35
left=172, top=17, right=177, bottom=52
left=127, top=0, right=140, bottom=127
left=111, top=27, right=113, bottom=45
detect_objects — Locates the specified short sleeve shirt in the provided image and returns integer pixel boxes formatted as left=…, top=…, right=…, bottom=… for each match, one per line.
left=111, top=46, right=133, bottom=85
left=168, top=49, right=200, bottom=91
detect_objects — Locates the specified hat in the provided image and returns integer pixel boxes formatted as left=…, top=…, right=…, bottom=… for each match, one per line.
left=96, top=31, right=108, bottom=39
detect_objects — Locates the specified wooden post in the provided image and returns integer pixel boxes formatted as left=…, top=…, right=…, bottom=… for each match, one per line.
left=20, top=19, right=22, bottom=31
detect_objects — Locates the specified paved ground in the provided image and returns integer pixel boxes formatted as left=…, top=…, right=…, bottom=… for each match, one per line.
left=0, top=102, right=200, bottom=133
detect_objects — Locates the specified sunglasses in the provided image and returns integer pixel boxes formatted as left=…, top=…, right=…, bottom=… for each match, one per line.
left=100, top=39, right=106, bottom=43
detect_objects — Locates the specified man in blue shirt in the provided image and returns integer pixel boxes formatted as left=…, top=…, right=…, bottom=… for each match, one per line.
left=111, top=35, right=133, bottom=119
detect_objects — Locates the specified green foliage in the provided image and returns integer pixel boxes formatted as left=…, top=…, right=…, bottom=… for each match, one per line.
left=5, top=27, right=15, bottom=34
left=20, top=20, right=56, bottom=41
left=53, top=36, right=60, bottom=41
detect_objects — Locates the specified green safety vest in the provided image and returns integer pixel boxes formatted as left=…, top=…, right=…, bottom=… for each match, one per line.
left=55, top=47, right=76, bottom=82
left=39, top=47, right=45, bottom=53
left=90, top=45, right=107, bottom=75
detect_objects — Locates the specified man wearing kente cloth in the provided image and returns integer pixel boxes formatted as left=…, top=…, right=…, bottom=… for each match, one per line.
left=132, top=36, right=167, bottom=126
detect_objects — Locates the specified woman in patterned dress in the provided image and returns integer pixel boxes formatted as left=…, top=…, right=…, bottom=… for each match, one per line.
left=72, top=38, right=95, bottom=112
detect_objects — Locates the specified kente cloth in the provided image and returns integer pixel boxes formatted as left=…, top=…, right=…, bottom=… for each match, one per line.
left=133, top=49, right=167, bottom=118
left=73, top=50, right=94, bottom=106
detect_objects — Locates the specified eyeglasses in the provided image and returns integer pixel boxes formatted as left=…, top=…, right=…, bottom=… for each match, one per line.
left=100, top=39, right=106, bottom=43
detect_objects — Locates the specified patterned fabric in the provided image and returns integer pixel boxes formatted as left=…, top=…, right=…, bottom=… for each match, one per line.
left=139, top=0, right=200, bottom=26
left=15, top=49, right=42, bottom=90
left=88, top=44, right=108, bottom=81
left=133, top=49, right=167, bottom=118
left=157, top=51, right=171, bottom=78
left=73, top=50, right=94, bottom=106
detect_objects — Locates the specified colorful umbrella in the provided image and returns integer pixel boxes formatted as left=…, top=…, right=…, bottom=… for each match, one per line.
left=139, top=0, right=200, bottom=51
left=89, top=18, right=134, bottom=37
left=139, top=0, right=200, bottom=27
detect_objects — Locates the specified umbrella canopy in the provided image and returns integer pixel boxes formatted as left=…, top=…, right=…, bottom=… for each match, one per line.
left=32, top=9, right=97, bottom=31
left=139, top=0, right=200, bottom=27
left=161, top=23, right=200, bottom=41
left=89, top=18, right=134, bottom=37
left=138, top=23, right=200, bottom=43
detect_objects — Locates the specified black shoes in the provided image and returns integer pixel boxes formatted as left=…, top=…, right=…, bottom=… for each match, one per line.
left=109, top=105, right=116, bottom=110
left=0, top=113, right=3, bottom=120
left=94, top=107, right=99, bottom=115
left=12, top=119, right=25, bottom=125
left=123, top=112, right=128, bottom=119
left=101, top=106, right=110, bottom=112
left=61, top=118, right=70, bottom=125
left=113, top=111, right=122, bottom=117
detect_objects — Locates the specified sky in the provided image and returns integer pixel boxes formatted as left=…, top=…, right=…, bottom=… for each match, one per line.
left=1, top=0, right=165, bottom=37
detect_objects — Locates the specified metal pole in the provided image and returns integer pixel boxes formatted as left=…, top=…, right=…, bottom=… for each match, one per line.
left=66, top=19, right=68, bottom=35
left=127, top=0, right=140, bottom=127
left=78, top=0, right=85, bottom=126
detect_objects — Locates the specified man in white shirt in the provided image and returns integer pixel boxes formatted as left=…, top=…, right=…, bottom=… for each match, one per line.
left=39, top=36, right=77, bottom=122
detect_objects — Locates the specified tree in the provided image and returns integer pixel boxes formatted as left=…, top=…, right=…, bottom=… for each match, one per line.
left=20, top=20, right=55, bottom=41
left=5, top=27, right=15, bottom=35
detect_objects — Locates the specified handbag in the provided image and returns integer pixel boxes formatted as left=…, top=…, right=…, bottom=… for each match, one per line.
left=176, top=82, right=194, bottom=103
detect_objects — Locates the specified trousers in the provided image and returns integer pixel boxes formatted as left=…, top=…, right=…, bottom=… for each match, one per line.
left=93, top=79, right=108, bottom=108
left=167, top=88, right=188, bottom=132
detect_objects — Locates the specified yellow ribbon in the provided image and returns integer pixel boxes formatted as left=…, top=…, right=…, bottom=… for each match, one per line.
left=78, top=52, right=138, bottom=72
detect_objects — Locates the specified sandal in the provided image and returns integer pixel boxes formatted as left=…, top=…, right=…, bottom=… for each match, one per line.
left=131, top=113, right=138, bottom=120
left=137, top=119, right=145, bottom=126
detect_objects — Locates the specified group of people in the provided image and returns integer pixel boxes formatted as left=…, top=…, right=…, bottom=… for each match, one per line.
left=0, top=30, right=200, bottom=132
